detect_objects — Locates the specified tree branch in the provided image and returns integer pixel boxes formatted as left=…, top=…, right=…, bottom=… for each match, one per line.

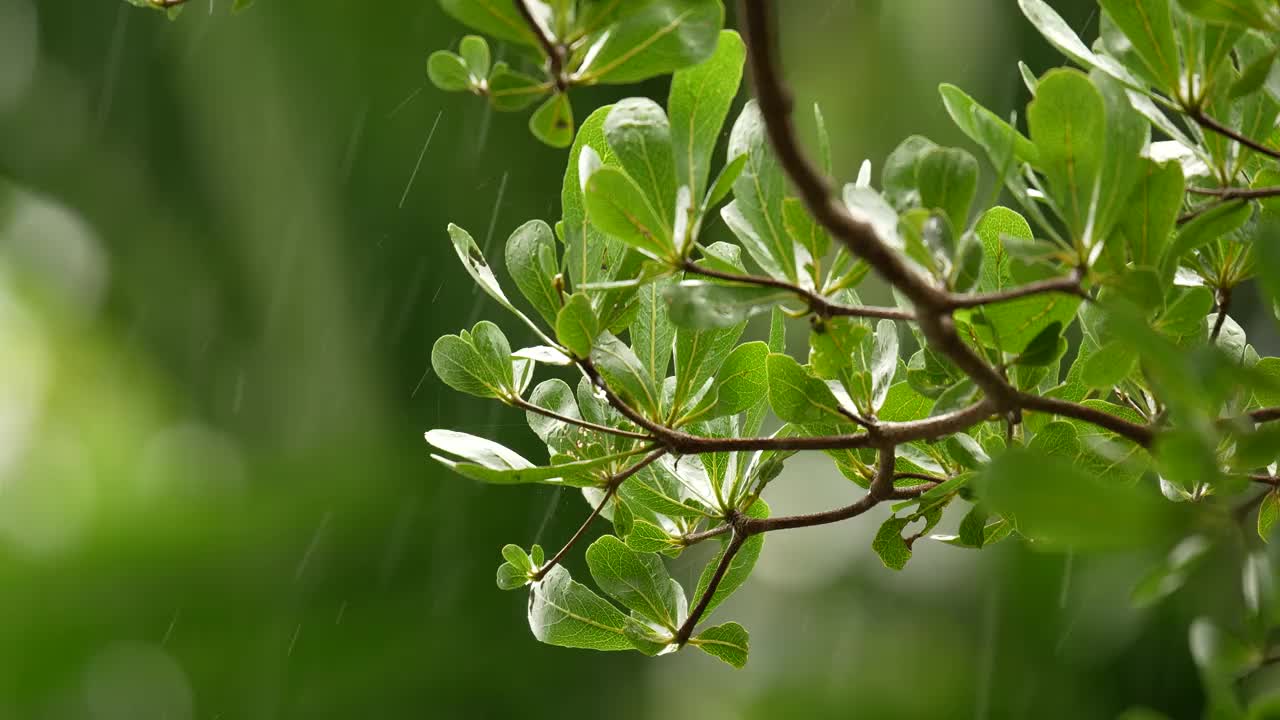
left=945, top=269, right=1088, bottom=309
left=531, top=448, right=666, bottom=580
left=674, top=530, right=746, bottom=646
left=1190, top=185, right=1280, bottom=201
left=1191, top=109, right=1280, bottom=162
left=681, top=260, right=915, bottom=321
left=1018, top=392, right=1155, bottom=447
left=1252, top=407, right=1280, bottom=424
left=514, top=0, right=567, bottom=91
left=1210, top=287, right=1232, bottom=343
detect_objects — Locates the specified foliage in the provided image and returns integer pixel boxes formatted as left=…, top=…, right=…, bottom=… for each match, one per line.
left=125, top=0, right=1280, bottom=707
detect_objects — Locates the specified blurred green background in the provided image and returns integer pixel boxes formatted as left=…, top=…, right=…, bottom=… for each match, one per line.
left=1, top=0, right=1276, bottom=717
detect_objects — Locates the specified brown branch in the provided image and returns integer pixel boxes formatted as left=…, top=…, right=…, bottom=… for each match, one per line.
left=1210, top=287, right=1232, bottom=343
left=514, top=0, right=568, bottom=91
left=674, top=530, right=746, bottom=646
left=682, top=524, right=732, bottom=546
left=531, top=448, right=666, bottom=580
left=1018, top=392, right=1155, bottom=447
left=681, top=260, right=915, bottom=321
left=1191, top=110, right=1280, bottom=163
left=945, top=269, right=1088, bottom=309
left=1252, top=407, right=1280, bottom=424
left=1189, top=186, right=1280, bottom=201
left=743, top=443, right=899, bottom=535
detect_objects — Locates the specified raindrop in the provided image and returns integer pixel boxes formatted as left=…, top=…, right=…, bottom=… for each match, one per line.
left=398, top=109, right=443, bottom=209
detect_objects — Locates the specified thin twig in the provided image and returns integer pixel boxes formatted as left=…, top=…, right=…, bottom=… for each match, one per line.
left=511, top=396, right=655, bottom=442
left=682, top=524, right=732, bottom=546
left=514, top=0, right=567, bottom=91
left=674, top=530, right=746, bottom=646
left=1191, top=109, right=1280, bottom=162
left=1189, top=185, right=1280, bottom=201
left=681, top=260, right=915, bottom=321
left=531, top=448, right=666, bottom=580
left=1210, top=287, right=1232, bottom=343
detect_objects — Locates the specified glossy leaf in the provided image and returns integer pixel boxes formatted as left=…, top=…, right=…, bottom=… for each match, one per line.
left=669, top=30, right=745, bottom=201
left=690, top=622, right=749, bottom=668
left=528, top=566, right=633, bottom=651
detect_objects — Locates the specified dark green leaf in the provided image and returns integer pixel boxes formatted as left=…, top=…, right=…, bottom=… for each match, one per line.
left=605, top=98, right=677, bottom=226
left=917, top=147, right=979, bottom=232
left=1260, top=492, right=1280, bottom=542
left=488, top=64, right=548, bottom=112
left=591, top=332, right=662, bottom=416
left=439, top=0, right=537, bottom=47
left=529, top=93, right=575, bottom=148
left=584, top=165, right=675, bottom=261
left=575, top=0, right=725, bottom=85
left=556, top=293, right=598, bottom=359
left=505, top=219, right=563, bottom=328
left=872, top=516, right=913, bottom=571
left=1098, top=0, right=1181, bottom=90
left=665, top=280, right=793, bottom=330
left=766, top=353, right=849, bottom=424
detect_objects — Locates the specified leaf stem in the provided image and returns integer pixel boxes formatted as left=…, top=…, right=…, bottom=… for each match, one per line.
left=511, top=396, right=655, bottom=442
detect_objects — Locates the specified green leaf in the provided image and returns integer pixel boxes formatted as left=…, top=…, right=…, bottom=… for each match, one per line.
left=672, top=308, right=747, bottom=413
left=1254, top=358, right=1280, bottom=407
left=1157, top=286, right=1214, bottom=338
left=724, top=101, right=796, bottom=281
left=704, top=154, right=748, bottom=211
left=1027, top=69, right=1107, bottom=242
left=1232, top=47, right=1279, bottom=98
left=959, top=293, right=1081, bottom=356
left=766, top=353, right=848, bottom=424
left=586, top=535, right=684, bottom=629
left=1176, top=0, right=1278, bottom=30
left=782, top=197, right=831, bottom=266
left=427, top=51, right=473, bottom=92
left=976, top=448, right=1182, bottom=550
left=427, top=430, right=629, bottom=487
left=1098, top=0, right=1181, bottom=90
left=1018, top=0, right=1142, bottom=87
left=1162, top=201, right=1252, bottom=278
left=690, top=622, right=749, bottom=668
left=528, top=566, right=632, bottom=651
left=974, top=206, right=1034, bottom=292
left=1016, top=321, right=1066, bottom=367
left=870, top=319, right=899, bottom=412
left=458, top=35, right=491, bottom=78
left=882, top=135, right=938, bottom=210
left=556, top=293, right=598, bottom=359
left=630, top=279, right=675, bottom=385
left=872, top=516, right=913, bottom=570
left=1080, top=340, right=1138, bottom=389
left=1260, top=492, right=1280, bottom=542
left=698, top=341, right=769, bottom=419
left=530, top=93, right=575, bottom=148
left=692, top=500, right=769, bottom=618
left=431, top=321, right=514, bottom=399
left=448, top=223, right=551, bottom=342
left=665, top=280, right=793, bottom=330
left=917, top=147, right=979, bottom=232
left=575, top=0, right=725, bottom=85
left=584, top=166, right=674, bottom=261
left=1116, top=159, right=1185, bottom=267
left=439, top=0, right=538, bottom=47
left=591, top=332, right=662, bottom=417
left=626, top=520, right=678, bottom=553
left=505, top=219, right=563, bottom=328
left=878, top=382, right=933, bottom=422
left=605, top=98, right=677, bottom=227
left=938, top=85, right=1039, bottom=169
left=488, top=64, right=548, bottom=112
left=669, top=30, right=745, bottom=202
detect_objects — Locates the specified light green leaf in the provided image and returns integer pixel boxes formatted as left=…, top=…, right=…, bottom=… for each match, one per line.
left=673, top=310, right=747, bottom=413
left=698, top=341, right=769, bottom=420
left=427, top=51, right=473, bottom=92
left=448, top=223, right=552, bottom=343
left=665, top=280, right=793, bottom=330
left=1130, top=535, right=1212, bottom=607
left=440, top=0, right=537, bottom=47
left=626, top=520, right=678, bottom=553
left=591, top=331, right=662, bottom=417
left=766, top=353, right=848, bottom=424
left=704, top=154, right=748, bottom=211
left=690, top=622, right=749, bottom=668
left=1027, top=69, right=1107, bottom=242
left=1081, top=340, right=1138, bottom=389
left=1099, top=0, right=1181, bottom=90
left=431, top=321, right=514, bottom=399
left=575, top=0, right=725, bottom=85
left=528, top=565, right=632, bottom=651
left=725, top=101, right=796, bottom=281
left=783, top=197, right=831, bottom=266
left=882, top=135, right=938, bottom=210
left=1018, top=0, right=1142, bottom=86
left=459, top=35, right=491, bottom=78
left=584, top=166, right=675, bottom=261
left=669, top=30, right=745, bottom=201
left=976, top=448, right=1182, bottom=549
left=1260, top=492, right=1280, bottom=542
left=487, top=64, right=548, bottom=112
left=974, top=206, right=1034, bottom=292
left=556, top=293, right=598, bottom=359
left=427, top=430, right=630, bottom=487
left=1116, top=159, right=1184, bottom=266
left=630, top=278, right=675, bottom=385
left=938, top=84, right=1039, bottom=169
left=586, top=535, right=684, bottom=628
left=917, top=147, right=979, bottom=232
left=1162, top=201, right=1252, bottom=278
left=505, top=219, right=563, bottom=328
left=605, top=98, right=677, bottom=225
left=530, top=93, right=575, bottom=148
left=960, top=293, right=1081, bottom=356
left=878, top=382, right=933, bottom=422
left=873, top=516, right=914, bottom=570
left=1254, top=358, right=1280, bottom=407
left=870, top=319, right=899, bottom=412
left=1176, top=0, right=1278, bottom=30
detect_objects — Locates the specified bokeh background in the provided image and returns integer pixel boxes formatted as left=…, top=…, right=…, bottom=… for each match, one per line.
left=2, top=0, right=1277, bottom=717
